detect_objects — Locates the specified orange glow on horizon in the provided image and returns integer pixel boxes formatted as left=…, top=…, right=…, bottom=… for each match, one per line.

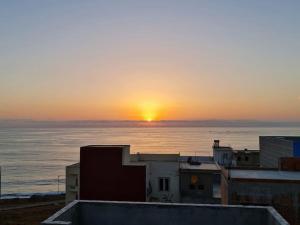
left=138, top=101, right=161, bottom=122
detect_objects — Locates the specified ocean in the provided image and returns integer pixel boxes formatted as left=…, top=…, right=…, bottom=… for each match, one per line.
left=0, top=126, right=300, bottom=197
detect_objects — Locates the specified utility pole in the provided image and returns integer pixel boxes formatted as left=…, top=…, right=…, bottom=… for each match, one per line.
left=0, top=166, right=1, bottom=199
left=57, top=175, right=62, bottom=194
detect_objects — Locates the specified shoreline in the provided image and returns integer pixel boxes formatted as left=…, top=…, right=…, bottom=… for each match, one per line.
left=0, top=192, right=65, bottom=200
left=0, top=193, right=65, bottom=225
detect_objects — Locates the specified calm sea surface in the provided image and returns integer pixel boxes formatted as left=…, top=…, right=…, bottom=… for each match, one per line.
left=0, top=126, right=299, bottom=197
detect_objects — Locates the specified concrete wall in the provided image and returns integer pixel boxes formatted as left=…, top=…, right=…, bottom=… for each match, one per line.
left=224, top=178, right=300, bottom=225
left=279, top=157, right=300, bottom=171
left=80, top=146, right=146, bottom=202
left=234, top=150, right=260, bottom=167
left=260, top=137, right=293, bottom=168
left=66, top=163, right=80, bottom=204
left=42, top=201, right=289, bottom=225
left=147, top=161, right=180, bottom=202
left=180, top=171, right=218, bottom=203
left=213, top=148, right=234, bottom=167
left=131, top=153, right=179, bottom=162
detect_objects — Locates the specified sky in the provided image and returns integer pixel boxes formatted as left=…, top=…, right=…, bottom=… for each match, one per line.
left=0, top=1, right=299, bottom=121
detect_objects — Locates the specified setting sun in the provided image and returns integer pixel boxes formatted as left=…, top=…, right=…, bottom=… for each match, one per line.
left=139, top=101, right=160, bottom=122
left=144, top=113, right=155, bottom=122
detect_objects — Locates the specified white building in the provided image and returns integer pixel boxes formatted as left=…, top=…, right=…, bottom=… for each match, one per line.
left=65, top=149, right=180, bottom=204
left=131, top=153, right=180, bottom=202
left=212, top=140, right=235, bottom=167
left=65, top=163, right=80, bottom=204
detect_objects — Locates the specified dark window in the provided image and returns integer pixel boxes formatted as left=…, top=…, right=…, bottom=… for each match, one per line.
left=189, top=184, right=196, bottom=190
left=245, top=156, right=249, bottom=161
left=165, top=178, right=169, bottom=191
left=159, top=177, right=170, bottom=191
left=198, top=185, right=204, bottom=190
left=237, top=156, right=241, bottom=161
left=159, top=178, right=164, bottom=191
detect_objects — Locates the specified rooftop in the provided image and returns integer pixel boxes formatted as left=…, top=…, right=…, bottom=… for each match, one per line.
left=42, top=200, right=288, bottom=225
left=131, top=153, right=180, bottom=162
left=229, top=169, right=300, bottom=181
left=81, top=145, right=130, bottom=148
left=180, top=162, right=220, bottom=171
left=260, top=136, right=300, bottom=142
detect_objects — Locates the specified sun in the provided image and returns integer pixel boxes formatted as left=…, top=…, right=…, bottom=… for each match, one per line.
left=144, top=114, right=154, bottom=122
left=143, top=111, right=156, bottom=122
left=139, top=101, right=159, bottom=122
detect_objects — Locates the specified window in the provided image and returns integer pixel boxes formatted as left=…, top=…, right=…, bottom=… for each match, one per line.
left=189, top=184, right=196, bottom=190
left=159, top=177, right=170, bottom=191
left=237, top=156, right=241, bottom=161
left=190, top=175, right=200, bottom=190
left=198, top=185, right=204, bottom=190
left=245, top=156, right=249, bottom=161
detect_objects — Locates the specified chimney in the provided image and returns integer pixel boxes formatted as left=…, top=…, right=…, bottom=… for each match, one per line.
left=213, top=140, right=220, bottom=148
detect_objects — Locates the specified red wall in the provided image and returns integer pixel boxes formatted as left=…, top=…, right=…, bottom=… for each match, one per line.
left=279, top=157, right=300, bottom=171
left=80, top=146, right=146, bottom=201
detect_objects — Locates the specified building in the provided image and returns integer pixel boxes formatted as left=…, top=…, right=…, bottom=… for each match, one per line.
left=213, top=140, right=234, bottom=167
left=179, top=158, right=220, bottom=203
left=221, top=167, right=300, bottom=225
left=65, top=145, right=220, bottom=204
left=80, top=145, right=147, bottom=202
left=260, top=136, right=300, bottom=168
left=65, top=163, right=79, bottom=204
left=213, top=140, right=260, bottom=167
left=233, top=149, right=260, bottom=167
left=42, top=200, right=288, bottom=225
left=131, top=152, right=180, bottom=202
left=279, top=157, right=300, bottom=171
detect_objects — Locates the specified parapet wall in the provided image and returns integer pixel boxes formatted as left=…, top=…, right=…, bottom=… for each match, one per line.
left=42, top=200, right=289, bottom=225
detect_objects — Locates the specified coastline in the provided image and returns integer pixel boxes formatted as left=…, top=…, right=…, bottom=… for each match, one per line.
left=0, top=193, right=65, bottom=225
left=0, top=192, right=65, bottom=200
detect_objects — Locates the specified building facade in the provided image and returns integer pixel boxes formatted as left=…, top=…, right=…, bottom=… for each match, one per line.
left=80, top=145, right=146, bottom=202
left=130, top=153, right=180, bottom=202
left=65, top=145, right=219, bottom=204
left=260, top=136, right=300, bottom=168
left=213, top=140, right=259, bottom=168
left=233, top=149, right=260, bottom=167
left=180, top=161, right=220, bottom=203
left=221, top=167, right=300, bottom=225
left=212, top=140, right=235, bottom=167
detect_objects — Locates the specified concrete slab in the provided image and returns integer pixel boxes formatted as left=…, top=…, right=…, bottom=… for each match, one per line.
left=42, top=200, right=289, bottom=225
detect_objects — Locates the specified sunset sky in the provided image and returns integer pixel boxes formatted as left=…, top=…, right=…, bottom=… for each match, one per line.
left=1, top=1, right=300, bottom=121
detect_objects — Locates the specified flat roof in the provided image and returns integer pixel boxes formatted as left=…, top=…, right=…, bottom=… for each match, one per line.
left=260, top=136, right=300, bottom=141
left=230, top=169, right=300, bottom=181
left=43, top=200, right=289, bottom=225
left=233, top=149, right=259, bottom=153
left=81, top=145, right=130, bottom=148
left=133, top=153, right=180, bottom=162
left=180, top=162, right=220, bottom=171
